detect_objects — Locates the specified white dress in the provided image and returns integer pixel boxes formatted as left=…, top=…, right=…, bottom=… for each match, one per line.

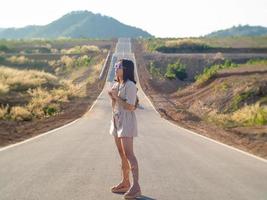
left=109, top=80, right=138, bottom=137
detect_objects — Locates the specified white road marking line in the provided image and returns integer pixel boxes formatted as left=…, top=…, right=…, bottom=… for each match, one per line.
left=138, top=65, right=267, bottom=164
left=0, top=118, right=80, bottom=152
left=0, top=65, right=109, bottom=152
left=0, top=38, right=120, bottom=152
left=0, top=83, right=108, bottom=151
left=129, top=38, right=267, bottom=163
left=1, top=38, right=266, bottom=165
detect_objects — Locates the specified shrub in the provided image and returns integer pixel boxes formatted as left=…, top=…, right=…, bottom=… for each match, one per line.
left=165, top=60, right=187, bottom=80
left=206, top=102, right=267, bottom=127
left=194, top=59, right=237, bottom=85
left=61, top=45, right=100, bottom=54
left=26, top=87, right=53, bottom=118
left=246, top=58, right=267, bottom=65
left=58, top=79, right=84, bottom=99
left=76, top=55, right=91, bottom=67
left=7, top=55, right=31, bottom=64
left=60, top=55, right=75, bottom=69
left=231, top=102, right=267, bottom=126
left=230, top=90, right=254, bottom=112
left=10, top=106, right=32, bottom=121
left=0, top=104, right=9, bottom=120
left=0, top=66, right=59, bottom=92
left=195, top=64, right=220, bottom=85
left=80, top=45, right=100, bottom=53
left=145, top=39, right=165, bottom=52
left=43, top=103, right=60, bottom=116
left=0, top=44, right=9, bottom=52
left=148, top=61, right=163, bottom=78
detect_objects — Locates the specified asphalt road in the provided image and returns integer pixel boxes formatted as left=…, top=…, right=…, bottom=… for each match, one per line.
left=0, top=38, right=266, bottom=200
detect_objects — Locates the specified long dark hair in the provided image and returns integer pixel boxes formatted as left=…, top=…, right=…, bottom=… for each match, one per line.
left=114, top=59, right=136, bottom=84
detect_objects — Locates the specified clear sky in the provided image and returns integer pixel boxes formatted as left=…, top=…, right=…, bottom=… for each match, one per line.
left=1, top=0, right=267, bottom=37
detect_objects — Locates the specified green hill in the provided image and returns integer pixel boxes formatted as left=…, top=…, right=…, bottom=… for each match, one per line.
left=0, top=10, right=153, bottom=39
left=205, top=25, right=267, bottom=37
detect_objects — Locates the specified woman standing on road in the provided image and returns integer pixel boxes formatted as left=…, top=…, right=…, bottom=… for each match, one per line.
left=107, top=58, right=142, bottom=199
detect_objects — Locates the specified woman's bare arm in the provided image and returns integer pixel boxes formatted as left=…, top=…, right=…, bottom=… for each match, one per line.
left=111, top=98, right=116, bottom=110
left=115, top=96, right=135, bottom=111
left=110, top=87, right=136, bottom=111
left=108, top=89, right=117, bottom=112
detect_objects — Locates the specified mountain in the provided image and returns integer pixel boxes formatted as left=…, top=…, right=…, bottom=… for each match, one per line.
left=205, top=25, right=267, bottom=37
left=0, top=10, right=153, bottom=39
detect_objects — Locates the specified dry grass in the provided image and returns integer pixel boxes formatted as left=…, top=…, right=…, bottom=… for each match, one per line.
left=60, top=55, right=75, bottom=69
left=0, top=82, right=84, bottom=120
left=87, top=58, right=104, bottom=84
left=25, top=80, right=84, bottom=119
left=0, top=66, right=59, bottom=93
left=10, top=106, right=32, bottom=121
left=0, top=104, right=9, bottom=119
left=0, top=82, right=9, bottom=95
left=206, top=101, right=267, bottom=127
left=60, top=45, right=100, bottom=54
left=0, top=66, right=85, bottom=121
left=48, top=55, right=92, bottom=75
left=7, top=55, right=32, bottom=64
left=164, top=38, right=205, bottom=47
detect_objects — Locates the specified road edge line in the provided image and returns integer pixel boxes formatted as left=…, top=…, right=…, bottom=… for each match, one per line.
left=0, top=77, right=108, bottom=152
left=141, top=83, right=267, bottom=163
left=131, top=42, right=267, bottom=164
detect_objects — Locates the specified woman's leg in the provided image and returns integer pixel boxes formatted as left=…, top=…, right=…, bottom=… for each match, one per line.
left=120, top=137, right=141, bottom=193
left=113, top=136, right=131, bottom=187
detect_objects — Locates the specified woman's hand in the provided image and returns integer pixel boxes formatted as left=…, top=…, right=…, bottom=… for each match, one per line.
left=110, top=89, right=119, bottom=100
left=107, top=89, right=116, bottom=100
left=109, top=88, right=136, bottom=111
left=108, top=90, right=114, bottom=99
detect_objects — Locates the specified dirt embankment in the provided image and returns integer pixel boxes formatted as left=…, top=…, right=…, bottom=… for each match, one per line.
left=132, top=39, right=267, bottom=159
left=0, top=44, right=115, bottom=148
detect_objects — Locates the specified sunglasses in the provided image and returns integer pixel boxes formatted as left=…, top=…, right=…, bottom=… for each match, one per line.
left=114, top=62, right=123, bottom=70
